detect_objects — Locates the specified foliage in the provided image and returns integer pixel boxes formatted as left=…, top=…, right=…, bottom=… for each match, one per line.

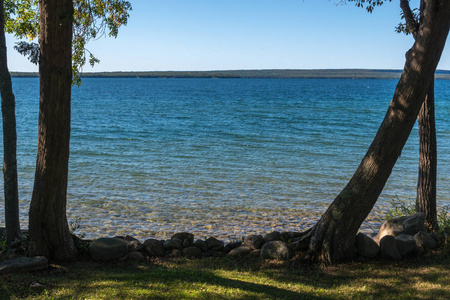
left=72, top=0, right=132, bottom=85
left=385, top=196, right=416, bottom=220
left=338, top=0, right=392, bottom=13
left=4, top=0, right=132, bottom=85
left=68, top=217, right=84, bottom=238
left=13, top=41, right=38, bottom=64
left=3, top=0, right=39, bottom=39
left=395, top=7, right=420, bottom=35
left=385, top=196, right=450, bottom=232
left=437, top=205, right=450, bottom=230
left=0, top=236, right=6, bottom=253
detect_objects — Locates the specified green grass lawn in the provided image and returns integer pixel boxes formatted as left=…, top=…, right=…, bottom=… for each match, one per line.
left=1, top=248, right=450, bottom=300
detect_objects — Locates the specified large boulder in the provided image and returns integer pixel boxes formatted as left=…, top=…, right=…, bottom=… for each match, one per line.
left=244, top=235, right=264, bottom=250
left=260, top=241, right=293, bottom=260
left=193, top=239, right=208, bottom=252
left=374, top=213, right=426, bottom=244
left=89, top=238, right=128, bottom=260
left=263, top=231, right=282, bottom=243
left=127, top=240, right=144, bottom=252
left=163, top=239, right=182, bottom=250
left=355, top=233, right=379, bottom=258
left=182, top=247, right=202, bottom=258
left=206, top=237, right=224, bottom=251
left=224, top=241, right=242, bottom=253
left=172, top=232, right=194, bottom=248
left=143, top=239, right=165, bottom=257
left=0, top=256, right=48, bottom=274
left=227, top=246, right=252, bottom=257
left=127, top=251, right=146, bottom=261
left=414, top=232, right=438, bottom=250
left=379, top=236, right=401, bottom=260
left=395, top=234, right=417, bottom=256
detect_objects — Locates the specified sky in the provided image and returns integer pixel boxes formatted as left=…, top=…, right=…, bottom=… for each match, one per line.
left=6, top=0, right=450, bottom=72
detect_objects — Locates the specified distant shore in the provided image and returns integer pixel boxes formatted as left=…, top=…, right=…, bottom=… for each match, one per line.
left=11, top=69, right=450, bottom=79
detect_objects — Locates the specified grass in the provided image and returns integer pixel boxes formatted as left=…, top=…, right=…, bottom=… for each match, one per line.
left=1, top=249, right=450, bottom=299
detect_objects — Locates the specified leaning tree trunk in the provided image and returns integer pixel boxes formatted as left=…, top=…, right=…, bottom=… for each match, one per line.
left=416, top=79, right=438, bottom=232
left=307, top=0, right=450, bottom=264
left=0, top=0, right=21, bottom=244
left=28, top=0, right=77, bottom=261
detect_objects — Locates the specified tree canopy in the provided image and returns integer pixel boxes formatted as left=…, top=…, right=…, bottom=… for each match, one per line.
left=4, top=0, right=132, bottom=85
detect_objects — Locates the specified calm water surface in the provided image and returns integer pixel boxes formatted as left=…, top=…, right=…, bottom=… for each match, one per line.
left=1, top=78, right=449, bottom=240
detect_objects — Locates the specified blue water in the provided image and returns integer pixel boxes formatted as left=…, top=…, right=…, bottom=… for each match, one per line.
left=1, top=78, right=449, bottom=240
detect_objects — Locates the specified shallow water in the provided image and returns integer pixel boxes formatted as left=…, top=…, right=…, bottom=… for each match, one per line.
left=1, top=78, right=449, bottom=240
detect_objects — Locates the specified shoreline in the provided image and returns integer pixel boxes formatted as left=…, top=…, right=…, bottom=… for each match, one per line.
left=10, top=69, right=450, bottom=79
left=3, top=203, right=389, bottom=242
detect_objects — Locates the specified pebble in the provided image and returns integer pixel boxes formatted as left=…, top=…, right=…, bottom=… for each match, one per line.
left=1, top=204, right=390, bottom=243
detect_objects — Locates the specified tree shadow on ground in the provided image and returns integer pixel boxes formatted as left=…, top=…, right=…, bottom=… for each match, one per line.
left=1, top=250, right=449, bottom=299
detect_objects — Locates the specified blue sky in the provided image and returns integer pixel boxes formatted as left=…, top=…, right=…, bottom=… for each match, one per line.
left=6, top=0, right=450, bottom=72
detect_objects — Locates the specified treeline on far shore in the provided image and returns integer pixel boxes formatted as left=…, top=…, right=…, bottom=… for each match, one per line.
left=11, top=69, right=450, bottom=79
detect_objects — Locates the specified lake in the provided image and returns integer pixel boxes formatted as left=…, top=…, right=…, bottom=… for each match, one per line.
left=1, top=78, right=449, bottom=240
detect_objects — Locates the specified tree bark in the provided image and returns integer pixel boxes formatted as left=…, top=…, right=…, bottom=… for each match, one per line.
left=307, top=0, right=450, bottom=264
left=0, top=0, right=21, bottom=244
left=416, top=79, right=438, bottom=232
left=28, top=0, right=77, bottom=260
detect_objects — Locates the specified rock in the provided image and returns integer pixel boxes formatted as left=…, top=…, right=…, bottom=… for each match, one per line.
left=244, top=234, right=264, bottom=250
left=182, top=247, right=202, bottom=258
left=128, top=240, right=144, bottom=252
left=172, top=232, right=194, bottom=247
left=227, top=246, right=252, bottom=257
left=172, top=249, right=182, bottom=258
left=0, top=256, right=48, bottom=274
left=163, top=239, right=182, bottom=250
left=355, top=233, right=379, bottom=258
left=374, top=213, right=426, bottom=244
left=127, top=251, right=146, bottom=261
left=205, top=250, right=227, bottom=258
left=395, top=234, right=417, bottom=256
left=182, top=239, right=191, bottom=248
left=206, top=237, right=224, bottom=251
left=224, top=241, right=242, bottom=253
left=429, top=232, right=440, bottom=243
left=261, top=241, right=293, bottom=260
left=193, top=239, right=208, bottom=252
left=250, top=249, right=261, bottom=257
left=380, top=236, right=401, bottom=260
left=124, top=235, right=139, bottom=242
left=89, top=238, right=128, bottom=260
left=414, top=232, right=438, bottom=250
left=263, top=231, right=282, bottom=243
left=143, top=239, right=165, bottom=257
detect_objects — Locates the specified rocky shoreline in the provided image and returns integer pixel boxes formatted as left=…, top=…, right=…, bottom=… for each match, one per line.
left=83, top=212, right=446, bottom=263
left=2, top=212, right=448, bottom=274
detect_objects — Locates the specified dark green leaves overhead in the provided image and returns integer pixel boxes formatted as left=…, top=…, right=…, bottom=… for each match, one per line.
left=342, top=0, right=393, bottom=13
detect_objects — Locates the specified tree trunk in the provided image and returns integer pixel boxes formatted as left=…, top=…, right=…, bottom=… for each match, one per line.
left=307, top=0, right=450, bottom=264
left=416, top=79, right=438, bottom=232
left=28, top=0, right=77, bottom=261
left=0, top=0, right=21, bottom=244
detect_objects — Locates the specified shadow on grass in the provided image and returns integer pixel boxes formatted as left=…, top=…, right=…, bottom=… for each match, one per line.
left=1, top=259, right=325, bottom=299
left=1, top=251, right=450, bottom=299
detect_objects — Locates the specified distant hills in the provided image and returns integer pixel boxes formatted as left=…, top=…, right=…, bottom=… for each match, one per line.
left=11, top=69, right=450, bottom=79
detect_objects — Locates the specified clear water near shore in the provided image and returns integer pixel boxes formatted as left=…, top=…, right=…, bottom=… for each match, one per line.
left=1, top=78, right=449, bottom=240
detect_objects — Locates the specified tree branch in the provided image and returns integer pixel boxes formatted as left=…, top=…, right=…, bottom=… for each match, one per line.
left=400, top=0, right=419, bottom=38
